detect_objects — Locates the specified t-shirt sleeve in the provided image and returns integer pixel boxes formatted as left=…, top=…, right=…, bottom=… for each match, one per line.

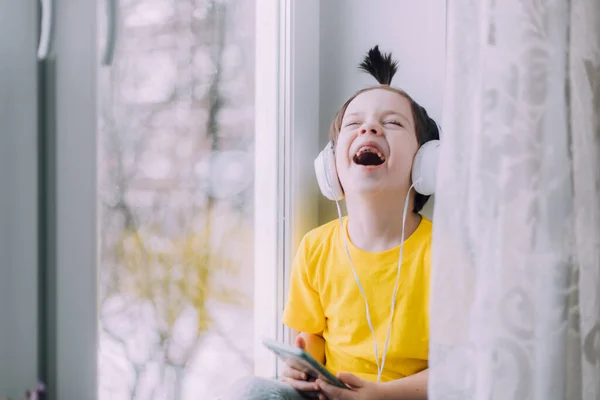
left=282, top=235, right=325, bottom=334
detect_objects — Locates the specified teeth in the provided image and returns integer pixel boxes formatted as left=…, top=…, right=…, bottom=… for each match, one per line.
left=355, top=146, right=385, bottom=161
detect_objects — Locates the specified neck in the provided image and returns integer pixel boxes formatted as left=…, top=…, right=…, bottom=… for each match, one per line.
left=344, top=191, right=422, bottom=252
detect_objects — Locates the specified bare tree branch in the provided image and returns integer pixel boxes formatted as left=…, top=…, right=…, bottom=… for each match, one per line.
left=99, top=1, right=253, bottom=398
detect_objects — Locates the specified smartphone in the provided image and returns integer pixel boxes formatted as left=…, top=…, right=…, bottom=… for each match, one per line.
left=262, top=338, right=347, bottom=388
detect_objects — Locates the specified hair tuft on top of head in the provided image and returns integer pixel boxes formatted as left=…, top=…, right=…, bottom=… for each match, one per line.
left=358, top=45, right=398, bottom=85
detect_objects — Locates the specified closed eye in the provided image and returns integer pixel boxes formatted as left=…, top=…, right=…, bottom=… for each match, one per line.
left=384, top=120, right=403, bottom=127
left=344, top=121, right=361, bottom=128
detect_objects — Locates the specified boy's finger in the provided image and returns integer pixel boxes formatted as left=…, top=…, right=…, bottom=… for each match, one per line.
left=337, top=372, right=364, bottom=388
left=281, top=366, right=307, bottom=381
left=282, top=377, right=319, bottom=392
left=295, top=335, right=306, bottom=349
left=316, top=379, right=351, bottom=399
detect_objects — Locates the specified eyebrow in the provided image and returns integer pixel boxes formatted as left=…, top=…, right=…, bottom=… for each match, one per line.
left=343, top=112, right=363, bottom=119
left=343, top=110, right=411, bottom=125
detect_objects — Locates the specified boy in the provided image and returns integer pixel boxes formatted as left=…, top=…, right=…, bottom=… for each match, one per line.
left=228, top=46, right=439, bottom=400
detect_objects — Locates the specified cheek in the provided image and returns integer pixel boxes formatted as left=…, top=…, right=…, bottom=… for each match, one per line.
left=392, top=137, right=419, bottom=164
left=333, top=141, right=352, bottom=185
left=334, top=151, right=347, bottom=179
left=334, top=139, right=350, bottom=163
left=335, top=129, right=356, bottom=151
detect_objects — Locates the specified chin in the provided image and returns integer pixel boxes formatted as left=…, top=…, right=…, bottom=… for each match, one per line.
left=347, top=181, right=394, bottom=196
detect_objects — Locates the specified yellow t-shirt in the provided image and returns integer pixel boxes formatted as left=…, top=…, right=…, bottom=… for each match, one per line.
left=282, top=216, right=431, bottom=382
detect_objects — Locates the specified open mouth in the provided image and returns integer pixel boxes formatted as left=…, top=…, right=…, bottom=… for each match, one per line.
left=353, top=146, right=386, bottom=166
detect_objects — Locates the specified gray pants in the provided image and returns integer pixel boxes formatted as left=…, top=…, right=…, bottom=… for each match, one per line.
left=220, top=376, right=307, bottom=400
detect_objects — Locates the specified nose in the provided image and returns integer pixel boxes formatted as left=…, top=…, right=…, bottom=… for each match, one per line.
left=359, top=123, right=382, bottom=136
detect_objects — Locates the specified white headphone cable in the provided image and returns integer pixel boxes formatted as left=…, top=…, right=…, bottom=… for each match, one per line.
left=333, top=182, right=416, bottom=383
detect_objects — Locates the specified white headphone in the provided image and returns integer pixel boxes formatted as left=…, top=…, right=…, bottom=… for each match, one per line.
left=312, top=138, right=440, bottom=382
left=314, top=139, right=440, bottom=201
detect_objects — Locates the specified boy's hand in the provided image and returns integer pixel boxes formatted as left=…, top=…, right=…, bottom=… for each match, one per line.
left=281, top=336, right=326, bottom=399
left=317, top=372, right=381, bottom=400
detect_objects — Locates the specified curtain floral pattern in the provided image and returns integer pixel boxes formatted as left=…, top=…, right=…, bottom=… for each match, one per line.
left=429, top=0, right=600, bottom=398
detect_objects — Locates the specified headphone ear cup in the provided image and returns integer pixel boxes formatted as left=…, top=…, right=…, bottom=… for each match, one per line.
left=314, top=142, right=345, bottom=201
left=412, top=140, right=440, bottom=196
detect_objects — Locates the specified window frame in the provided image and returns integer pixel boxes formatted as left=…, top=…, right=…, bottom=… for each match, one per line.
left=252, top=0, right=281, bottom=378
left=253, top=0, right=321, bottom=378
left=39, top=0, right=320, bottom=396
left=41, top=1, right=99, bottom=399
left=0, top=0, right=40, bottom=397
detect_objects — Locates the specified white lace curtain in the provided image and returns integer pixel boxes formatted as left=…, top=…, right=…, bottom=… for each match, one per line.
left=429, top=0, right=600, bottom=398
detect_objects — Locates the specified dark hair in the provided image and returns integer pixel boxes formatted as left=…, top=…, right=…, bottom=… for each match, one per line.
left=329, top=46, right=440, bottom=213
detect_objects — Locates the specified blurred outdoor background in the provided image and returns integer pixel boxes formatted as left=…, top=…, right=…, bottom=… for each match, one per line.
left=97, top=0, right=255, bottom=398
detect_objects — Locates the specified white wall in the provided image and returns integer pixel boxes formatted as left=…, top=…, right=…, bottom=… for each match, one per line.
left=317, top=0, right=446, bottom=222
